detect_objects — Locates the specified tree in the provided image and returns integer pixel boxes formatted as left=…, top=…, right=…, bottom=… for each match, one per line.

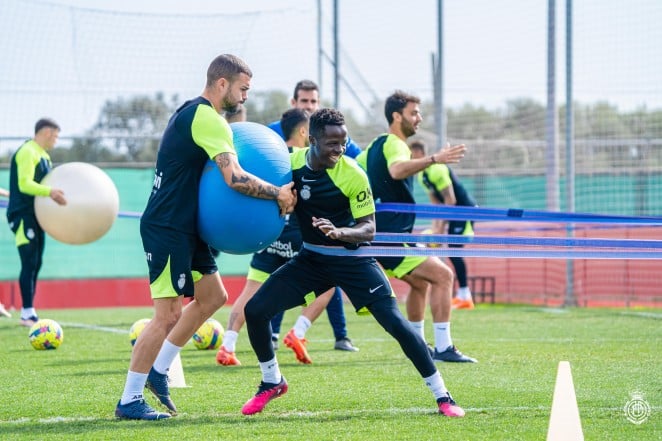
left=502, top=98, right=546, bottom=139
left=445, top=103, right=504, bottom=140
left=242, top=90, right=289, bottom=126
left=92, top=92, right=178, bottom=162
left=50, top=136, right=123, bottom=164
left=51, top=92, right=179, bottom=163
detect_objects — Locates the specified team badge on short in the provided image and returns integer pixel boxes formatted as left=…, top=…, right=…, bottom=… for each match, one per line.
left=177, top=273, right=186, bottom=290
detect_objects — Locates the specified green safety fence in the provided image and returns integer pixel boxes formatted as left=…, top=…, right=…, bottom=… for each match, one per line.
left=2, top=168, right=660, bottom=281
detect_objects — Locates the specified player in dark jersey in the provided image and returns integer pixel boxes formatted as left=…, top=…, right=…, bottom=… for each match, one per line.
left=410, top=140, right=478, bottom=310
left=356, top=91, right=476, bottom=363
left=267, top=80, right=359, bottom=354
left=217, top=109, right=355, bottom=366
left=6, top=118, right=66, bottom=327
left=216, top=108, right=310, bottom=366
left=115, top=54, right=296, bottom=421
left=240, top=108, right=465, bottom=418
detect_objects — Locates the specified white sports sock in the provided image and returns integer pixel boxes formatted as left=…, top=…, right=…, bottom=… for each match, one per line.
left=423, top=371, right=448, bottom=400
left=409, top=320, right=426, bottom=341
left=259, top=357, right=282, bottom=384
left=433, top=322, right=452, bottom=352
left=293, top=316, right=311, bottom=339
left=120, top=370, right=148, bottom=405
left=21, top=307, right=37, bottom=319
left=223, top=330, right=239, bottom=352
left=152, top=339, right=182, bottom=375
left=457, top=286, right=472, bottom=301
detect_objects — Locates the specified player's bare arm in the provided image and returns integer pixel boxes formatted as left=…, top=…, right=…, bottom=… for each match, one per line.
left=215, top=152, right=296, bottom=214
left=389, top=143, right=467, bottom=180
left=312, top=214, right=375, bottom=243
left=434, top=143, right=466, bottom=165
left=441, top=186, right=456, bottom=206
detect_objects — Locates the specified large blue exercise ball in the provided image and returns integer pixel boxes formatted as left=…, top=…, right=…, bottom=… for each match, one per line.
left=198, top=121, right=292, bottom=255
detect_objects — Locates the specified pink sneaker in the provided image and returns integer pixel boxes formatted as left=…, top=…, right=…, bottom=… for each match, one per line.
left=241, top=377, right=288, bottom=415
left=437, top=393, right=465, bottom=417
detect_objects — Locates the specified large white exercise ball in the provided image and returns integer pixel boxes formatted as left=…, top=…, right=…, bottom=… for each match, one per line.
left=198, top=122, right=291, bottom=255
left=34, top=162, right=120, bottom=244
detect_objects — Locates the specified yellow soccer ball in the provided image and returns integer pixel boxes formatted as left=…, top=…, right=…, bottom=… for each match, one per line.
left=192, top=318, right=224, bottom=350
left=129, top=318, right=151, bottom=346
left=29, top=319, right=64, bottom=350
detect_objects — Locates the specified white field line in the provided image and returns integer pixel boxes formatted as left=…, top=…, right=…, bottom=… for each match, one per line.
left=3, top=405, right=660, bottom=425
left=58, top=321, right=652, bottom=344
left=523, top=308, right=662, bottom=320
left=58, top=322, right=128, bottom=334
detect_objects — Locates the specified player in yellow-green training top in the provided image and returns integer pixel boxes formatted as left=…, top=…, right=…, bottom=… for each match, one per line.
left=6, top=118, right=66, bottom=327
left=356, top=90, right=476, bottom=363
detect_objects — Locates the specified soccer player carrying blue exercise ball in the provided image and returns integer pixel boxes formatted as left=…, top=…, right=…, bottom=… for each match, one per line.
left=114, top=54, right=296, bottom=421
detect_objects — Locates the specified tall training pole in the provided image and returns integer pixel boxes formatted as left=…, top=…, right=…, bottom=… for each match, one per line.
left=546, top=0, right=560, bottom=211
left=436, top=0, right=445, bottom=148
left=317, top=0, right=323, bottom=91
left=564, top=0, right=577, bottom=306
left=333, top=0, right=339, bottom=108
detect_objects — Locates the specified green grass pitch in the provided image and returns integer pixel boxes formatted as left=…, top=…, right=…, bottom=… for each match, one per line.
left=0, top=304, right=659, bottom=440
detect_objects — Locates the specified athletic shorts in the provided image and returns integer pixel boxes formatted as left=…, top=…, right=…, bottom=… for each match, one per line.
left=256, top=248, right=394, bottom=314
left=140, top=222, right=217, bottom=299
left=375, top=243, right=427, bottom=279
left=248, top=225, right=302, bottom=278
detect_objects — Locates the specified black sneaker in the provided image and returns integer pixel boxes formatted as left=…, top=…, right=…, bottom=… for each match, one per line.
left=146, top=367, right=177, bottom=414
left=115, top=399, right=170, bottom=420
left=433, top=345, right=477, bottom=363
left=334, top=337, right=359, bottom=352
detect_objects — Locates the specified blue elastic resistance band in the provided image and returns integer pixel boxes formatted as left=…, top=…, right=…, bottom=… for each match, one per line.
left=304, top=243, right=662, bottom=260
left=376, top=203, right=662, bottom=225
left=375, top=233, right=662, bottom=250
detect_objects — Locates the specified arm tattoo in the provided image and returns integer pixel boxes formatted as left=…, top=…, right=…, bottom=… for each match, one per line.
left=215, top=153, right=280, bottom=199
left=231, top=173, right=280, bottom=199
left=215, top=152, right=232, bottom=169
